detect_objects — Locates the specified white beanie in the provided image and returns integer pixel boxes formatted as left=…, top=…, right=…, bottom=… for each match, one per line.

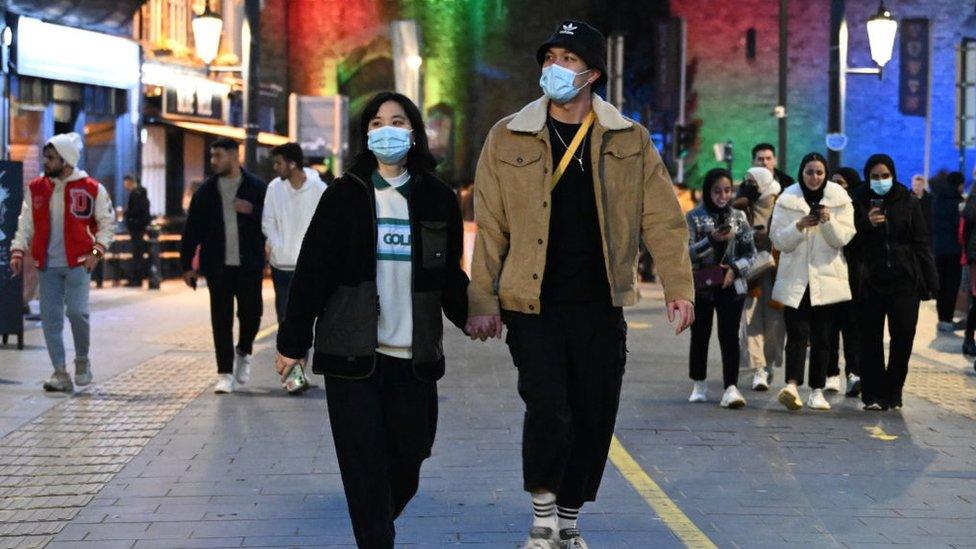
left=46, top=132, right=84, bottom=168
left=747, top=166, right=780, bottom=199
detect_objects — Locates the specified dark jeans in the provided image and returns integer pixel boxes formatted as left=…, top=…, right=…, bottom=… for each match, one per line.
left=689, top=287, right=744, bottom=388
left=325, top=354, right=438, bottom=549
left=827, top=299, right=860, bottom=377
left=206, top=267, right=262, bottom=373
left=935, top=254, right=962, bottom=322
left=783, top=290, right=836, bottom=389
left=270, top=267, right=294, bottom=323
left=859, top=290, right=920, bottom=407
left=503, top=302, right=626, bottom=509
left=129, top=230, right=147, bottom=283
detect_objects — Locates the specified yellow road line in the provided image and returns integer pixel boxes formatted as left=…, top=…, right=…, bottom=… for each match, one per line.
left=255, top=323, right=279, bottom=342
left=864, top=425, right=898, bottom=441
left=609, top=435, right=717, bottom=548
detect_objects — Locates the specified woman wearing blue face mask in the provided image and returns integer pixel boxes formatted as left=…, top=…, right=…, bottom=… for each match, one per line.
left=274, top=91, right=468, bottom=548
left=849, top=154, right=938, bottom=411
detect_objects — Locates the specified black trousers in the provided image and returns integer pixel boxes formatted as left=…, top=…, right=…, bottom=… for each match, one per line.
left=689, top=287, right=744, bottom=388
left=129, top=230, right=147, bottom=283
left=827, top=299, right=860, bottom=377
left=503, top=302, right=626, bottom=509
left=325, top=354, right=438, bottom=549
left=206, top=267, right=262, bottom=373
left=859, top=290, right=920, bottom=407
left=935, top=254, right=962, bottom=323
left=783, top=291, right=836, bottom=389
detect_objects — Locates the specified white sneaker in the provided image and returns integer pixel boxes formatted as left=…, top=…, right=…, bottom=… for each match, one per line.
left=234, top=351, right=252, bottom=385
left=521, top=526, right=559, bottom=549
left=777, top=384, right=803, bottom=411
left=845, top=373, right=862, bottom=397
left=720, top=385, right=746, bottom=409
left=74, top=358, right=92, bottom=387
left=214, top=374, right=235, bottom=394
left=824, top=375, right=842, bottom=393
left=751, top=369, right=769, bottom=391
left=688, top=381, right=708, bottom=403
left=807, top=388, right=831, bottom=410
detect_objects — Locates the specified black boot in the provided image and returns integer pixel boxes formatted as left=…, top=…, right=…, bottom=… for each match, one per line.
left=963, top=340, right=976, bottom=356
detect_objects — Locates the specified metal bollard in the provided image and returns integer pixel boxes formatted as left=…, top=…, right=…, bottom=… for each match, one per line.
left=148, top=224, right=162, bottom=290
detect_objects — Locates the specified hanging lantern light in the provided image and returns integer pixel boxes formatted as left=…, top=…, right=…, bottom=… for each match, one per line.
left=192, top=2, right=223, bottom=65
left=866, top=1, right=898, bottom=68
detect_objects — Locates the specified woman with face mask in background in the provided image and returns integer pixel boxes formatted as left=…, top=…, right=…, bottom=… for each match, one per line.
left=275, top=91, right=469, bottom=548
left=686, top=168, right=756, bottom=408
left=770, top=153, right=856, bottom=411
left=849, top=154, right=938, bottom=411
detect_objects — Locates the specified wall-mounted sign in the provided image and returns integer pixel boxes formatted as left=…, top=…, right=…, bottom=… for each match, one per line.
left=162, top=81, right=225, bottom=123
left=288, top=94, right=349, bottom=158
left=899, top=18, right=929, bottom=118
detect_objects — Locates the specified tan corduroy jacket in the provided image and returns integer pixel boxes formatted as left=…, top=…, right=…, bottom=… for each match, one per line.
left=469, top=93, right=694, bottom=316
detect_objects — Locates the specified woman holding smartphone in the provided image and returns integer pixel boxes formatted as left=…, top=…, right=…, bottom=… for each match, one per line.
left=275, top=91, right=468, bottom=547
left=687, top=168, right=756, bottom=408
left=770, top=153, right=856, bottom=411
left=849, top=154, right=938, bottom=410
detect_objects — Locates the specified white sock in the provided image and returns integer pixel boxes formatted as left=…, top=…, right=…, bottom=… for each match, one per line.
left=531, top=491, right=557, bottom=531
left=557, top=505, right=580, bottom=531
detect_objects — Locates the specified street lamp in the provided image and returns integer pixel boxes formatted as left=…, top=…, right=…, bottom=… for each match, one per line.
left=827, top=0, right=898, bottom=167
left=866, top=2, right=898, bottom=69
left=192, top=2, right=223, bottom=66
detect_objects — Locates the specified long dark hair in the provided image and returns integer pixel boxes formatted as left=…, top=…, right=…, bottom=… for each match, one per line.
left=701, top=167, right=733, bottom=214
left=354, top=91, right=437, bottom=174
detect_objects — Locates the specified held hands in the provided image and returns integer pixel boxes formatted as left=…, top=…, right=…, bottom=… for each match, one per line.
left=667, top=300, right=695, bottom=335
left=234, top=198, right=254, bottom=215
left=796, top=214, right=820, bottom=230
left=868, top=208, right=886, bottom=227
left=465, top=315, right=503, bottom=342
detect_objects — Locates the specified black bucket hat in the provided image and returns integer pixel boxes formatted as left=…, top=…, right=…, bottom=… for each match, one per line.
left=536, top=20, right=608, bottom=86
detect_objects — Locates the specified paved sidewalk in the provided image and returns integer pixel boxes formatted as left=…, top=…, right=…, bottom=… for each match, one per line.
left=0, top=282, right=974, bottom=548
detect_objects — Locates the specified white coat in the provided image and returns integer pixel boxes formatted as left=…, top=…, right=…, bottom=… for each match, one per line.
left=770, top=181, right=856, bottom=308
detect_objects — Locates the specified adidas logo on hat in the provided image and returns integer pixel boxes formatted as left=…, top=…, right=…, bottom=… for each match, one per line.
left=560, top=23, right=578, bottom=35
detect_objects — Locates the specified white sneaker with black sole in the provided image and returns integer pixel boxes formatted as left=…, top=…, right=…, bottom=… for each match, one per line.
left=214, top=374, right=235, bottom=394
left=824, top=375, right=842, bottom=393
left=720, top=385, right=746, bottom=409
left=751, top=369, right=769, bottom=391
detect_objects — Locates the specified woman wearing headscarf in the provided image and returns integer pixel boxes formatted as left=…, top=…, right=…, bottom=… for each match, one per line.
left=850, top=154, right=938, bottom=411
left=734, top=166, right=786, bottom=391
left=687, top=168, right=756, bottom=408
left=824, top=167, right=863, bottom=397
left=770, top=153, right=856, bottom=411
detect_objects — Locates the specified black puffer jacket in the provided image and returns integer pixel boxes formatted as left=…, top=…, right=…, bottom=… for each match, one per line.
left=850, top=170, right=938, bottom=299
left=276, top=157, right=468, bottom=382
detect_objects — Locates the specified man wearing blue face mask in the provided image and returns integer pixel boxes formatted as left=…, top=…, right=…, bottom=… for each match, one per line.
left=467, top=19, right=694, bottom=549
left=849, top=154, right=938, bottom=412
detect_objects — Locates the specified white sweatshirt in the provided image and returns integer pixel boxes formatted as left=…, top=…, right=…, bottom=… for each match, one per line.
left=261, top=167, right=327, bottom=270
left=374, top=170, right=413, bottom=359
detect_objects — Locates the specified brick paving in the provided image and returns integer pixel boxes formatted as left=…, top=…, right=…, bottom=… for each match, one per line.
left=0, top=283, right=974, bottom=548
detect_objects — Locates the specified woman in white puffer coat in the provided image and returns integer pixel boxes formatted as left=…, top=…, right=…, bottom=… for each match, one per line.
left=770, top=152, right=856, bottom=411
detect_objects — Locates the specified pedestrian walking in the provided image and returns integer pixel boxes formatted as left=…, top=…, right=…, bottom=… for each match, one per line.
left=733, top=165, right=784, bottom=391
left=10, top=133, right=115, bottom=391
left=961, top=179, right=976, bottom=356
left=912, top=173, right=934, bottom=236
left=275, top=92, right=468, bottom=548
left=466, top=20, right=694, bottom=549
left=770, top=152, right=856, bottom=411
left=931, top=172, right=964, bottom=333
left=752, top=143, right=796, bottom=188
left=687, top=168, right=755, bottom=408
left=180, top=138, right=267, bottom=394
left=825, top=167, right=862, bottom=396
left=262, top=142, right=327, bottom=324
left=850, top=154, right=938, bottom=411
left=122, top=174, right=151, bottom=287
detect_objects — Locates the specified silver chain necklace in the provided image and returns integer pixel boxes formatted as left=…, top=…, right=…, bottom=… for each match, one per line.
left=548, top=118, right=587, bottom=171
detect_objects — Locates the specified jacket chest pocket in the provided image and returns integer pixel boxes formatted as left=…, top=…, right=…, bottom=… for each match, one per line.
left=498, top=148, right=546, bottom=199
left=420, top=221, right=447, bottom=269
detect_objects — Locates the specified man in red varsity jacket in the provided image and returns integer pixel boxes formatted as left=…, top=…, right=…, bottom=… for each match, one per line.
left=10, top=133, right=115, bottom=392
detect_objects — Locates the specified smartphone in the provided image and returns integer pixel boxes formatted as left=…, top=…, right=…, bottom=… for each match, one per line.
left=869, top=198, right=885, bottom=211
left=810, top=203, right=824, bottom=216
left=716, top=224, right=732, bottom=234
left=753, top=225, right=766, bottom=232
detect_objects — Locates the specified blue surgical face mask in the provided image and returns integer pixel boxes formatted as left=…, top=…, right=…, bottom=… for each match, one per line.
left=539, top=64, right=592, bottom=103
left=367, top=126, right=412, bottom=165
left=871, top=177, right=893, bottom=195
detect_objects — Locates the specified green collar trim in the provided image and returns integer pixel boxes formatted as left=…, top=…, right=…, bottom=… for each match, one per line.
left=372, top=170, right=412, bottom=199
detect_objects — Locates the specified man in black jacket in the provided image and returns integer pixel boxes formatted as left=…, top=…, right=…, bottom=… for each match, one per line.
left=752, top=143, right=795, bottom=188
left=180, top=138, right=267, bottom=394
left=123, top=175, right=151, bottom=287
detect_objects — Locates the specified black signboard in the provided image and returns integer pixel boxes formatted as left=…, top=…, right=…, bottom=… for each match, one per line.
left=899, top=18, right=929, bottom=117
left=163, top=83, right=223, bottom=123
left=0, top=161, right=24, bottom=348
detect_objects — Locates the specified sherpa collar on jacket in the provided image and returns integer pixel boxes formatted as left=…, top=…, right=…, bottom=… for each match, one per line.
left=506, top=93, right=633, bottom=133
left=776, top=181, right=852, bottom=213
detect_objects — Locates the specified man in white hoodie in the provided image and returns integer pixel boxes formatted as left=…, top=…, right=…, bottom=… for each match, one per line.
left=10, top=133, right=115, bottom=392
left=262, top=143, right=327, bottom=324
